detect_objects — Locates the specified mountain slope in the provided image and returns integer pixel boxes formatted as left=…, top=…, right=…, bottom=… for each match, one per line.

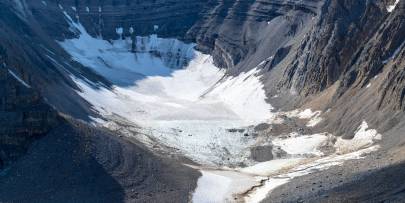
left=0, top=0, right=404, bottom=202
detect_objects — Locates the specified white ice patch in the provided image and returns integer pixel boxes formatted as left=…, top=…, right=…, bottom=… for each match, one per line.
left=334, top=121, right=382, bottom=154
left=387, top=0, right=400, bottom=12
left=59, top=16, right=273, bottom=165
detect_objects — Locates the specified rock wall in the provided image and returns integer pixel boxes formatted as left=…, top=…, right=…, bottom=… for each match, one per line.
left=28, top=0, right=207, bottom=40
left=187, top=0, right=323, bottom=72
left=0, top=63, right=58, bottom=169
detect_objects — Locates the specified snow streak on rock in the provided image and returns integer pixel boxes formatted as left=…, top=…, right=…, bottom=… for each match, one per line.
left=387, top=0, right=401, bottom=12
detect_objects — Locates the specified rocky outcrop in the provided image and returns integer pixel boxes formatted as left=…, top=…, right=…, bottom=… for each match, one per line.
left=282, top=0, right=386, bottom=95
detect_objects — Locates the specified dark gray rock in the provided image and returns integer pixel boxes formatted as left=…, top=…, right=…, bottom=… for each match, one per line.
left=251, top=145, right=273, bottom=162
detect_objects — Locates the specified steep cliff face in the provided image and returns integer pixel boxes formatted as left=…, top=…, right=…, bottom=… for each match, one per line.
left=0, top=64, right=58, bottom=169
left=28, top=0, right=207, bottom=40
left=282, top=0, right=386, bottom=95
left=187, top=0, right=323, bottom=72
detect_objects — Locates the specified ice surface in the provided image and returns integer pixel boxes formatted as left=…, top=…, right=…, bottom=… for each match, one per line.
left=59, top=15, right=274, bottom=165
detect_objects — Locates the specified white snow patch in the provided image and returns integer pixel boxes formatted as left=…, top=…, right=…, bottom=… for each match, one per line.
left=334, top=121, right=382, bottom=154
left=246, top=178, right=289, bottom=203
left=307, top=115, right=323, bottom=127
left=193, top=170, right=257, bottom=203
left=154, top=25, right=159, bottom=31
left=387, top=0, right=400, bottom=12
left=284, top=109, right=323, bottom=127
left=116, top=27, right=123, bottom=38
left=71, top=6, right=76, bottom=11
left=8, top=69, right=30, bottom=88
left=203, top=68, right=274, bottom=122
left=239, top=158, right=304, bottom=176
left=41, top=1, right=47, bottom=6
left=272, top=133, right=329, bottom=156
left=58, top=4, right=63, bottom=10
left=85, top=7, right=90, bottom=12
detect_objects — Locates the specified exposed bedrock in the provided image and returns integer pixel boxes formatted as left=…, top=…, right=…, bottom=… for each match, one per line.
left=28, top=0, right=207, bottom=40
left=187, top=0, right=323, bottom=72
left=0, top=64, right=58, bottom=169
